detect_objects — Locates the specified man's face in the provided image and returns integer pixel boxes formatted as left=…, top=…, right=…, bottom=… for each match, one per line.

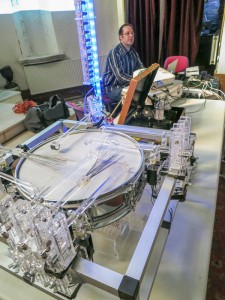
left=119, top=25, right=135, bottom=49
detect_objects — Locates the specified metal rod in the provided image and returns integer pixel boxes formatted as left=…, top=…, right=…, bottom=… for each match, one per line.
left=72, top=257, right=123, bottom=297
left=125, top=176, right=176, bottom=281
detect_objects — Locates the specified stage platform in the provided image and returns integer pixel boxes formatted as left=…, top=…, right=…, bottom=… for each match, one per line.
left=0, top=90, right=27, bottom=144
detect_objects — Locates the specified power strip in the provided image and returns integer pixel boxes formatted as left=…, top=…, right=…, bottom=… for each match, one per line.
left=183, top=87, right=217, bottom=98
left=183, top=87, right=204, bottom=98
left=148, top=80, right=183, bottom=103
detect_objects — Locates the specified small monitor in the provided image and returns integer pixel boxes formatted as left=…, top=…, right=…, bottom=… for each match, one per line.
left=117, top=63, right=159, bottom=125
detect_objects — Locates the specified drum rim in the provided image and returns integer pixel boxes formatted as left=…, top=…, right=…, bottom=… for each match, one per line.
left=15, top=129, right=145, bottom=204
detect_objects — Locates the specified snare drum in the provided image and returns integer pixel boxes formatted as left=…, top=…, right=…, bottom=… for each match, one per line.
left=15, top=130, right=145, bottom=229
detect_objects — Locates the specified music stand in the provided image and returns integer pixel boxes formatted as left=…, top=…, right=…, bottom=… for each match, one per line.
left=117, top=63, right=159, bottom=125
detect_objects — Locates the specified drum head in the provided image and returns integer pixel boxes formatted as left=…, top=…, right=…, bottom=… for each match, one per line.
left=15, top=130, right=144, bottom=208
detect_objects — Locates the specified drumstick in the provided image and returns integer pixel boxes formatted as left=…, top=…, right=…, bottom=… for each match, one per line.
left=47, top=149, right=123, bottom=209
left=50, top=113, right=91, bottom=150
left=0, top=171, right=40, bottom=198
left=0, top=145, right=78, bottom=171
left=67, top=164, right=128, bottom=226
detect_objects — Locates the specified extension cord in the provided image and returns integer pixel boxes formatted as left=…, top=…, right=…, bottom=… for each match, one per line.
left=183, top=87, right=203, bottom=98
left=148, top=80, right=183, bottom=103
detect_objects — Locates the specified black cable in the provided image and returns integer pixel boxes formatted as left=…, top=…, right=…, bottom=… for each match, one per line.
left=150, top=185, right=157, bottom=205
left=160, top=86, right=184, bottom=100
left=151, top=85, right=183, bottom=101
left=168, top=207, right=174, bottom=222
left=101, top=110, right=108, bottom=117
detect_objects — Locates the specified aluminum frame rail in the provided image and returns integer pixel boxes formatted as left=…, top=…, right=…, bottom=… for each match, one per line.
left=69, top=176, right=176, bottom=300
left=20, top=120, right=171, bottom=150
left=0, top=172, right=176, bottom=300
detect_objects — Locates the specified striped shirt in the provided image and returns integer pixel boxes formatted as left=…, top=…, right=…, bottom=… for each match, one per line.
left=102, top=42, right=144, bottom=93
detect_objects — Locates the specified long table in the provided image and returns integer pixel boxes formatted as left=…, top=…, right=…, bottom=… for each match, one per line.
left=0, top=98, right=224, bottom=300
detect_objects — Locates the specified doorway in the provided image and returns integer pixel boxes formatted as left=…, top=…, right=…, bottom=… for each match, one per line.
left=196, top=0, right=222, bottom=75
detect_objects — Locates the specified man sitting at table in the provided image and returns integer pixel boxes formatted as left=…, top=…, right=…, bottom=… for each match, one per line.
left=102, top=23, right=144, bottom=107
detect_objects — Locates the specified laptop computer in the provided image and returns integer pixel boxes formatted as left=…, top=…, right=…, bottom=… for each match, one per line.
left=167, top=59, right=178, bottom=74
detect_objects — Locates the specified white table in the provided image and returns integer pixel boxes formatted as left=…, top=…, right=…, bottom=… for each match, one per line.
left=150, top=98, right=225, bottom=300
left=0, top=99, right=224, bottom=300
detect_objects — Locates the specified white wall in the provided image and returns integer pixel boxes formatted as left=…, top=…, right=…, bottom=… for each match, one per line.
left=0, top=14, right=27, bottom=89
left=0, top=0, right=121, bottom=91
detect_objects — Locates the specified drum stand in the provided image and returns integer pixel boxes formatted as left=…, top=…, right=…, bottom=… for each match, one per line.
left=0, top=175, right=177, bottom=300
left=69, top=176, right=177, bottom=300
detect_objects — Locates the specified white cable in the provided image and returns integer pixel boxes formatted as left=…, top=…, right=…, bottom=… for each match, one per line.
left=201, top=81, right=223, bottom=100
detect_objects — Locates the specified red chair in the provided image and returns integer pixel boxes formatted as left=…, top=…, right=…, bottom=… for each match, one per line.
left=66, top=101, right=84, bottom=121
left=164, top=56, right=189, bottom=73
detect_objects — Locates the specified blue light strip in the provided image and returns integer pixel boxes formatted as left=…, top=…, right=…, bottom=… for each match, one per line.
left=74, top=0, right=102, bottom=103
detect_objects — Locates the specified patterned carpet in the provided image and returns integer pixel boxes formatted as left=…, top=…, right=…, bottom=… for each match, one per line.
left=206, top=166, right=225, bottom=300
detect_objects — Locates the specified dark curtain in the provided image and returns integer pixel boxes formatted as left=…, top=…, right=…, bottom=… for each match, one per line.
left=126, top=0, right=160, bottom=67
left=126, top=0, right=204, bottom=67
left=161, top=0, right=204, bottom=66
left=219, top=0, right=225, bottom=28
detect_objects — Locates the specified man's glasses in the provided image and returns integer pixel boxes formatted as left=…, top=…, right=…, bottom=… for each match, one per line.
left=122, top=32, right=135, bottom=37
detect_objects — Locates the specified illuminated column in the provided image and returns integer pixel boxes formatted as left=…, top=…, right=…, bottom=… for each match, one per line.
left=74, top=0, right=102, bottom=101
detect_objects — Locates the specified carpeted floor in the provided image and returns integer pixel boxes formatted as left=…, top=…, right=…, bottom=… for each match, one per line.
left=206, top=163, right=225, bottom=300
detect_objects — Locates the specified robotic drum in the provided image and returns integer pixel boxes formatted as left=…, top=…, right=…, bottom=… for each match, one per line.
left=14, top=130, right=146, bottom=229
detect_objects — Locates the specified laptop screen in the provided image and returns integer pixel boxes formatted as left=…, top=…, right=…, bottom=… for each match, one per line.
left=167, top=59, right=178, bottom=74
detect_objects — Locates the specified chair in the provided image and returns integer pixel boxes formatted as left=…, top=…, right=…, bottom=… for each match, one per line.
left=66, top=101, right=84, bottom=121
left=100, top=78, right=119, bottom=114
left=102, top=93, right=121, bottom=117
left=164, top=56, right=189, bottom=73
left=102, top=93, right=116, bottom=113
